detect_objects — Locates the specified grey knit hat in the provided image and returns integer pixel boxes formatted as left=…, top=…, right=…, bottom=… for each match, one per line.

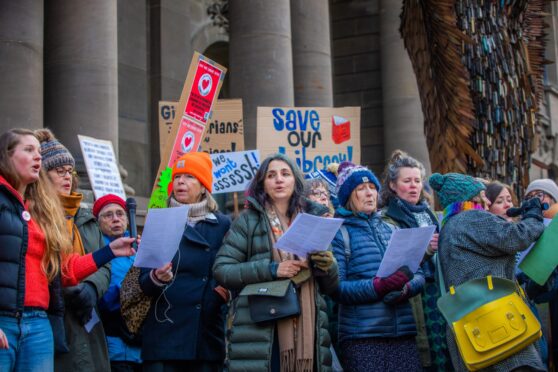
left=35, top=129, right=75, bottom=171
left=526, top=179, right=558, bottom=203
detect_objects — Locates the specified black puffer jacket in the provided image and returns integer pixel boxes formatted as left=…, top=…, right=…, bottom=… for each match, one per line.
left=0, top=176, right=28, bottom=315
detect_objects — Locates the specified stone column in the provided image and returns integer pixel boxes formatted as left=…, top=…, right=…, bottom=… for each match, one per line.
left=380, top=0, right=431, bottom=173
left=44, top=0, right=118, bottom=158
left=0, top=1, right=43, bottom=132
left=229, top=0, right=294, bottom=149
left=290, top=0, right=333, bottom=107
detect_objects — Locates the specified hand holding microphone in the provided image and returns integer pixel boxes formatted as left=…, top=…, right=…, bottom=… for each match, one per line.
left=126, top=197, right=138, bottom=250
left=506, top=197, right=547, bottom=221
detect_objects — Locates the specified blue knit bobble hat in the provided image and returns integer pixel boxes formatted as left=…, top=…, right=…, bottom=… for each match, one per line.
left=335, top=161, right=380, bottom=207
left=429, top=172, right=486, bottom=209
left=35, top=129, right=75, bottom=172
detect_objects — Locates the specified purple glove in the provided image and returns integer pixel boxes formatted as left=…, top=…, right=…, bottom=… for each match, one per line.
left=373, top=266, right=413, bottom=299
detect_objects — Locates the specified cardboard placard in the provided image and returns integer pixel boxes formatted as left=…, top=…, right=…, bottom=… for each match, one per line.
left=158, top=101, right=176, bottom=156
left=159, top=99, right=244, bottom=156
left=149, top=52, right=226, bottom=209
left=78, top=135, right=126, bottom=200
left=211, top=150, right=260, bottom=194
left=257, top=107, right=361, bottom=173
left=202, top=99, right=244, bottom=153
left=185, top=59, right=223, bottom=122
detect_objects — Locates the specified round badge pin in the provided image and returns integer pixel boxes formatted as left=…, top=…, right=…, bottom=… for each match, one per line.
left=22, top=211, right=31, bottom=221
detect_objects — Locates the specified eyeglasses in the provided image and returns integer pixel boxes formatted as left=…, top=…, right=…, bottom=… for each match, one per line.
left=524, top=191, right=547, bottom=202
left=99, top=210, right=127, bottom=220
left=54, top=167, right=76, bottom=177
left=312, top=190, right=329, bottom=198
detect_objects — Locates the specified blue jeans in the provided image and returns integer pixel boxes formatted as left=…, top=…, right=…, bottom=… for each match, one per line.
left=0, top=310, right=54, bottom=372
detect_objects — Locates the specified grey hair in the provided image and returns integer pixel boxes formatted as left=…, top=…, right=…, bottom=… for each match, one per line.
left=304, top=178, right=328, bottom=198
left=379, top=150, right=426, bottom=207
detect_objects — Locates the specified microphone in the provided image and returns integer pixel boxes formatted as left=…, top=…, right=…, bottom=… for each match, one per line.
left=506, top=201, right=549, bottom=218
left=126, top=197, right=138, bottom=249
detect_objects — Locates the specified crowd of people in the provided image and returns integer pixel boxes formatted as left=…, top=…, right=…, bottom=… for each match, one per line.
left=0, top=126, right=557, bottom=372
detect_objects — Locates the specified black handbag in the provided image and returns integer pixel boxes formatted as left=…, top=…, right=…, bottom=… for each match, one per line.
left=240, top=280, right=300, bottom=324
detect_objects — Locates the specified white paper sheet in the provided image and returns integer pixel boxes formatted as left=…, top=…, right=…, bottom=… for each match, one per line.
left=376, top=225, right=436, bottom=278
left=133, top=206, right=190, bottom=269
left=274, top=213, right=344, bottom=257
left=84, top=308, right=100, bottom=333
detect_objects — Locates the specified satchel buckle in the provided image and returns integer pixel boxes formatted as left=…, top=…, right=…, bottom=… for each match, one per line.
left=270, top=308, right=276, bottom=315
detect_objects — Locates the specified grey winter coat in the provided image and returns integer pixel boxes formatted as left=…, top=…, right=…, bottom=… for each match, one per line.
left=213, top=197, right=339, bottom=372
left=438, top=209, right=545, bottom=372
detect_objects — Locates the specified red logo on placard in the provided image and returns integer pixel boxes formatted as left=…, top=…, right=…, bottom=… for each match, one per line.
left=181, top=132, right=195, bottom=152
left=331, top=115, right=351, bottom=144
left=198, top=74, right=212, bottom=96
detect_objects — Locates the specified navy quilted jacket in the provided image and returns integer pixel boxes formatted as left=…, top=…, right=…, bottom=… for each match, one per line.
left=332, top=207, right=424, bottom=343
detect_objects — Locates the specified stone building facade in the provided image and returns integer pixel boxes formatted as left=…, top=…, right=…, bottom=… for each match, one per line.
left=1, top=0, right=557, bottom=205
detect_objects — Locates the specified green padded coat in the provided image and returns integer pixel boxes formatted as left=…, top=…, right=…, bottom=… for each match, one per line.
left=213, top=197, right=339, bottom=372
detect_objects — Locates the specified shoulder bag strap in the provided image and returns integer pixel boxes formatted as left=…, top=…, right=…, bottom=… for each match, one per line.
left=436, top=253, right=446, bottom=294
left=340, top=225, right=351, bottom=262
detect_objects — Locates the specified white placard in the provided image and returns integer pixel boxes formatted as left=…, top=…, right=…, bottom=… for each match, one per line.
left=78, top=135, right=126, bottom=200
left=211, top=150, right=260, bottom=194
left=275, top=213, right=344, bottom=257
left=376, top=225, right=436, bottom=278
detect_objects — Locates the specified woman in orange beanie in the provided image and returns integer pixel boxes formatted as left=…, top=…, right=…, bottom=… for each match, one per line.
left=139, top=152, right=231, bottom=371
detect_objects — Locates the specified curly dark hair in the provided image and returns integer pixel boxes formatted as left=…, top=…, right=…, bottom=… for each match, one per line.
left=246, top=153, right=306, bottom=219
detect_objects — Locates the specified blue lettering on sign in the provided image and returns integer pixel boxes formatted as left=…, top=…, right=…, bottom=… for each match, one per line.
left=213, top=158, right=238, bottom=179
left=272, top=108, right=320, bottom=131
left=284, top=146, right=353, bottom=173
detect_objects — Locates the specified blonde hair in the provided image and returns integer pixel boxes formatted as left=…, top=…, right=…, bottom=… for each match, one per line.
left=205, top=191, right=219, bottom=212
left=0, top=129, right=71, bottom=282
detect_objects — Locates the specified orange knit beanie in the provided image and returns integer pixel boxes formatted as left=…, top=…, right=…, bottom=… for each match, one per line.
left=169, top=152, right=213, bottom=195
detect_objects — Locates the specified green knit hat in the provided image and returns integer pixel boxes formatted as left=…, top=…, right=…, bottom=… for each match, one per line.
left=429, top=173, right=486, bottom=209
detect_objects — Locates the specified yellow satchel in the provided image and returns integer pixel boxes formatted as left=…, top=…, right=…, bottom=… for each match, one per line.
left=437, top=267, right=541, bottom=371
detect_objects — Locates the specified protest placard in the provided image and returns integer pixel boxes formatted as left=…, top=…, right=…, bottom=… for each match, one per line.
left=158, top=99, right=244, bottom=156
left=149, top=52, right=226, bottom=209
left=201, top=99, right=244, bottom=153
left=158, top=101, right=176, bottom=155
left=211, top=150, right=260, bottom=194
left=519, top=217, right=558, bottom=285
left=257, top=107, right=361, bottom=173
left=78, top=135, right=126, bottom=200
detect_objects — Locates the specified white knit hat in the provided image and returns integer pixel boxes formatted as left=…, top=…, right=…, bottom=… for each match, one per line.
left=526, top=179, right=558, bottom=203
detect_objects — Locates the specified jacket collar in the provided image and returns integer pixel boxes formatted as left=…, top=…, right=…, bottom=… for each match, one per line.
left=335, top=206, right=378, bottom=221
left=384, top=198, right=418, bottom=228
left=0, top=175, right=24, bottom=206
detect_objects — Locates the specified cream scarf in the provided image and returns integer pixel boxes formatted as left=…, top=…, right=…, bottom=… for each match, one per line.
left=168, top=196, right=211, bottom=224
left=266, top=205, right=315, bottom=372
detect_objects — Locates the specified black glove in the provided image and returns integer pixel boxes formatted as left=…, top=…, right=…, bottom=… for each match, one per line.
left=64, top=283, right=97, bottom=325
left=383, top=283, right=412, bottom=305
left=507, top=198, right=545, bottom=222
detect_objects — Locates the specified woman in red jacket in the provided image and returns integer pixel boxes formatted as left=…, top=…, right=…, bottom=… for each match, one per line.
left=0, top=128, right=136, bottom=372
